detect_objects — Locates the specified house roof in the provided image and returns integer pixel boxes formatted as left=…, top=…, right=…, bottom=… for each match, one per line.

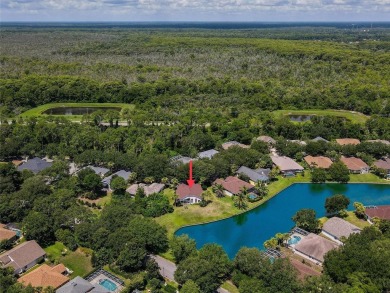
left=126, top=183, right=165, bottom=196
left=304, top=156, right=333, bottom=169
left=102, top=170, right=132, bottom=186
left=312, top=137, right=329, bottom=143
left=365, top=205, right=390, bottom=220
left=340, top=156, right=369, bottom=171
left=271, top=156, right=304, bottom=172
left=18, top=264, right=69, bottom=289
left=373, top=158, right=390, bottom=171
left=214, top=176, right=254, bottom=195
left=171, top=155, right=194, bottom=165
left=221, top=141, right=250, bottom=150
left=17, top=157, right=52, bottom=174
left=0, top=241, right=46, bottom=272
left=83, top=166, right=109, bottom=176
left=257, top=136, right=276, bottom=144
left=56, top=276, right=109, bottom=293
left=287, top=140, right=307, bottom=146
left=237, top=166, right=269, bottom=182
left=366, top=139, right=390, bottom=145
left=176, top=184, right=203, bottom=200
left=294, top=233, right=339, bottom=263
left=198, top=149, right=219, bottom=159
left=322, top=217, right=361, bottom=240
left=0, top=224, right=17, bottom=241
left=12, top=160, right=23, bottom=167
left=336, top=138, right=361, bottom=146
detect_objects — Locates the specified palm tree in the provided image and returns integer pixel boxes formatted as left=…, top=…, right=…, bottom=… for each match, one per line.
left=212, top=184, right=225, bottom=198
left=255, top=181, right=268, bottom=199
left=234, top=187, right=248, bottom=210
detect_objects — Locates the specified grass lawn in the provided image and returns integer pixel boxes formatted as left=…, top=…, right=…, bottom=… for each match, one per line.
left=349, top=173, right=388, bottom=183
left=221, top=281, right=240, bottom=293
left=44, top=242, right=93, bottom=278
left=19, top=103, right=134, bottom=121
left=273, top=109, right=369, bottom=124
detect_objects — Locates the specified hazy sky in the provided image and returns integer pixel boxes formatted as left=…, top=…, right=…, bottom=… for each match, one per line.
left=1, top=0, right=390, bottom=22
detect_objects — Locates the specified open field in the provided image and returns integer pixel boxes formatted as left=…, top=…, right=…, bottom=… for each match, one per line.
left=273, top=109, right=369, bottom=124
left=19, top=103, right=134, bottom=121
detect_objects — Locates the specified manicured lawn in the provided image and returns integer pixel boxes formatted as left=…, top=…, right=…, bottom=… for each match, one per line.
left=20, top=102, right=134, bottom=121
left=273, top=109, right=369, bottom=124
left=349, top=173, right=388, bottom=183
left=221, top=281, right=240, bottom=293
left=44, top=242, right=93, bottom=278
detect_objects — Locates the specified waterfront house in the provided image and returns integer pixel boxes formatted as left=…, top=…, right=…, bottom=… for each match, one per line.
left=102, top=170, right=132, bottom=189
left=340, top=156, right=369, bottom=174
left=322, top=217, right=361, bottom=244
left=293, top=233, right=339, bottom=264
left=236, top=166, right=270, bottom=184
left=373, top=158, right=390, bottom=179
left=271, top=156, right=304, bottom=175
left=213, top=176, right=255, bottom=196
left=336, top=138, right=360, bottom=146
left=304, top=156, right=333, bottom=169
left=18, top=264, right=69, bottom=289
left=176, top=183, right=203, bottom=204
left=221, top=141, right=250, bottom=150
left=126, top=183, right=165, bottom=196
left=17, top=157, right=52, bottom=174
left=197, top=149, right=219, bottom=159
left=365, top=205, right=390, bottom=222
left=0, top=240, right=46, bottom=275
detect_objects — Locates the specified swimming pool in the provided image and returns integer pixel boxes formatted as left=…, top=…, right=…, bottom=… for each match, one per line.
left=288, top=235, right=302, bottom=245
left=99, top=279, right=117, bottom=291
left=248, top=193, right=258, bottom=200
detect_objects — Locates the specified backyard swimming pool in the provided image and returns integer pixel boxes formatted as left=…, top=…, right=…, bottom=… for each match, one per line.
left=288, top=235, right=302, bottom=245
left=99, top=279, right=117, bottom=291
left=176, top=183, right=390, bottom=258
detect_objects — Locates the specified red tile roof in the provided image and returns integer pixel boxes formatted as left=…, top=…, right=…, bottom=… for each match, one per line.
left=373, top=158, right=390, bottom=171
left=336, top=138, right=360, bottom=146
left=304, top=156, right=333, bottom=169
left=213, top=176, right=254, bottom=195
left=365, top=206, right=390, bottom=220
left=340, top=156, right=369, bottom=171
left=176, top=184, right=203, bottom=199
left=0, top=224, right=17, bottom=241
left=18, top=264, right=69, bottom=289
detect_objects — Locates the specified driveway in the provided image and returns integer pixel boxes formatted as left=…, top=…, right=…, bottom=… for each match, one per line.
left=151, top=255, right=177, bottom=281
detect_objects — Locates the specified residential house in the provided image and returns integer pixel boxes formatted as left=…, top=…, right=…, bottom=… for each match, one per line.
left=271, top=156, right=304, bottom=175
left=56, top=276, right=109, bottom=293
left=340, top=156, right=369, bottom=174
left=171, top=155, right=194, bottom=165
left=304, top=156, right=333, bottom=169
left=293, top=233, right=339, bottom=264
left=197, top=149, right=219, bottom=159
left=17, top=157, right=52, bottom=174
left=176, top=184, right=203, bottom=204
left=221, top=141, right=250, bottom=150
left=126, top=183, right=165, bottom=196
left=0, top=224, right=17, bottom=243
left=336, top=138, right=361, bottom=146
left=287, top=140, right=307, bottom=146
left=322, top=217, right=361, bottom=244
left=102, top=170, right=132, bottom=189
left=0, top=240, right=46, bottom=274
left=365, top=206, right=390, bottom=222
left=81, top=166, right=110, bottom=177
left=366, top=139, right=390, bottom=145
left=373, top=158, right=390, bottom=179
left=237, top=166, right=270, bottom=185
left=311, top=137, right=329, bottom=143
left=213, top=176, right=255, bottom=196
left=18, top=264, right=69, bottom=289
left=257, top=136, right=276, bottom=145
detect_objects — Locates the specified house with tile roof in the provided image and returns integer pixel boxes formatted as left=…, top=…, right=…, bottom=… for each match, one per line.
left=237, top=166, right=270, bottom=184
left=197, top=149, right=219, bottom=159
left=257, top=136, right=276, bottom=144
left=322, top=217, right=361, bottom=244
left=0, top=240, right=46, bottom=274
left=221, top=141, right=250, bottom=150
left=56, top=276, right=109, bottom=293
left=126, top=183, right=165, bottom=196
left=373, top=158, right=390, bottom=179
left=213, top=176, right=255, bottom=196
left=336, top=138, right=361, bottom=146
left=271, top=156, right=304, bottom=174
left=365, top=206, right=390, bottom=222
left=176, top=184, right=203, bottom=204
left=18, top=264, right=69, bottom=289
left=340, top=156, right=369, bottom=174
left=17, top=157, right=52, bottom=174
left=293, top=233, right=339, bottom=264
left=304, top=156, right=333, bottom=169
left=0, top=224, right=17, bottom=242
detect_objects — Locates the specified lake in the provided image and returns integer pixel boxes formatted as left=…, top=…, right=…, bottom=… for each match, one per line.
left=175, top=183, right=390, bottom=258
left=42, top=107, right=121, bottom=115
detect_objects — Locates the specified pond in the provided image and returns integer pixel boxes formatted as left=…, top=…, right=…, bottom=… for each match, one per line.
left=175, top=183, right=390, bottom=258
left=42, top=107, right=121, bottom=115
left=289, top=114, right=313, bottom=122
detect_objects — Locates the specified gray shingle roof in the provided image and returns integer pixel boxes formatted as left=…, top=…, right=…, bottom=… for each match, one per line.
left=271, top=156, right=304, bottom=172
left=56, top=276, right=109, bottom=293
left=312, top=136, right=329, bottom=143
left=322, top=217, right=361, bottom=240
left=294, top=233, right=339, bottom=263
left=102, top=170, right=132, bottom=186
left=83, top=166, right=109, bottom=176
left=237, top=166, right=270, bottom=182
left=198, top=149, right=219, bottom=159
left=17, top=157, right=52, bottom=174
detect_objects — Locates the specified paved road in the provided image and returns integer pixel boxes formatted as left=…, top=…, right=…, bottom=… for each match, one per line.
left=152, top=255, right=231, bottom=293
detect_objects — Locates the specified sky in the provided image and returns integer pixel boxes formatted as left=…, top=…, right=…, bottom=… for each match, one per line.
left=1, top=0, right=390, bottom=22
